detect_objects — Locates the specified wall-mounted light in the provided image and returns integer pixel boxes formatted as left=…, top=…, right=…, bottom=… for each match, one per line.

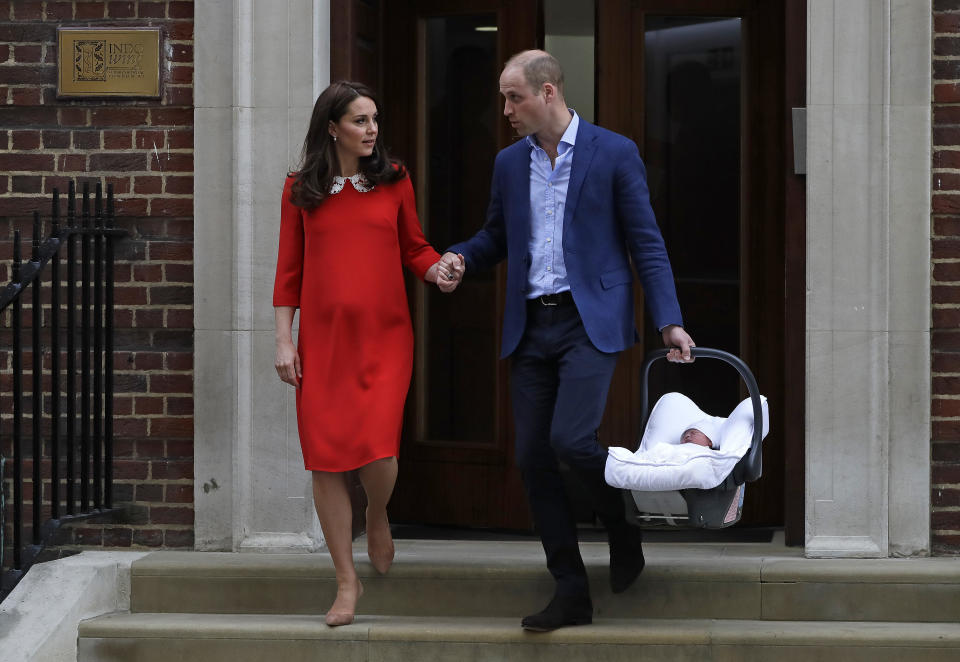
left=475, top=26, right=498, bottom=32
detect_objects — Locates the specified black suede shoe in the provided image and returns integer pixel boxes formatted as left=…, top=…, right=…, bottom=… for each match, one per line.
left=609, top=525, right=645, bottom=593
left=521, top=594, right=593, bottom=632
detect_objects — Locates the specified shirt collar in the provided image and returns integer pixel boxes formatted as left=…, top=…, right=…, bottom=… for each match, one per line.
left=526, top=109, right=579, bottom=153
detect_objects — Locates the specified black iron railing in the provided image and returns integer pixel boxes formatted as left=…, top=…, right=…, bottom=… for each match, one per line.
left=0, top=182, right=127, bottom=601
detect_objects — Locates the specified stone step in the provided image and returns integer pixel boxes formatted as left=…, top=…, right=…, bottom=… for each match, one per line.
left=129, top=540, right=960, bottom=622
left=77, top=612, right=960, bottom=662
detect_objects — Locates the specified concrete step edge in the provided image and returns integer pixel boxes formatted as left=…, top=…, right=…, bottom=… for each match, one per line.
left=79, top=612, right=960, bottom=648
left=131, top=545, right=960, bottom=585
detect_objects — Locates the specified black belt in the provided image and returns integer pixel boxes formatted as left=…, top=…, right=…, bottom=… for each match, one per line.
left=528, top=291, right=573, bottom=307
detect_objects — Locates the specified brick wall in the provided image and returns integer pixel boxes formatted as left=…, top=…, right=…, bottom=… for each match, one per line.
left=0, top=0, right=194, bottom=560
left=934, top=0, right=960, bottom=554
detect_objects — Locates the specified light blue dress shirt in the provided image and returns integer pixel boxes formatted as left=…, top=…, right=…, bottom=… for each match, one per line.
left=525, top=111, right=579, bottom=299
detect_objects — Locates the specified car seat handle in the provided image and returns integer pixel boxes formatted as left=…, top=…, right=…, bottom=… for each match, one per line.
left=640, top=347, right=764, bottom=484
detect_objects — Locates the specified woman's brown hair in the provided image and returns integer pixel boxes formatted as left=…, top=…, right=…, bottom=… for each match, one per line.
left=289, top=81, right=405, bottom=208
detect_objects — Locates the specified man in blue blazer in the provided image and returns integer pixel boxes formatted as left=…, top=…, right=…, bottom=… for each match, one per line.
left=445, top=50, right=695, bottom=631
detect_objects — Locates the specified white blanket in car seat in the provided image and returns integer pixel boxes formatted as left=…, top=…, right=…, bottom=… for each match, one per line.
left=604, top=392, right=770, bottom=491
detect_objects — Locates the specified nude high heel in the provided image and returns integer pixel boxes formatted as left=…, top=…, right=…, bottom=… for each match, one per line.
left=325, top=579, right=363, bottom=626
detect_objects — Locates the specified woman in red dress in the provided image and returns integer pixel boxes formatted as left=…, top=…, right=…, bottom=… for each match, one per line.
left=273, top=81, right=463, bottom=626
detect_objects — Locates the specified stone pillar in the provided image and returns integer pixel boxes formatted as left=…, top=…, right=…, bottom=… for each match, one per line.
left=193, top=0, right=330, bottom=551
left=805, top=0, right=931, bottom=557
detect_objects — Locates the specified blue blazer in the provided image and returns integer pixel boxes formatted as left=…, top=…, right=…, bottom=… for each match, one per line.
left=449, top=119, right=683, bottom=358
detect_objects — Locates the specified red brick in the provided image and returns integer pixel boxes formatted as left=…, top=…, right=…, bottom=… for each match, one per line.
left=89, top=152, right=148, bottom=172
left=112, top=308, right=133, bottom=327
left=934, top=194, right=960, bottom=214
left=164, top=86, right=193, bottom=106
left=114, top=197, right=148, bottom=215
left=12, top=175, right=41, bottom=193
left=136, top=440, right=167, bottom=458
left=166, top=397, right=194, bottom=417
left=164, top=529, right=194, bottom=548
left=135, top=308, right=163, bottom=327
left=138, top=1, right=167, bottom=19
left=10, top=87, right=43, bottom=105
left=107, top=1, right=136, bottom=18
left=167, top=20, right=194, bottom=40
left=164, top=262, right=192, bottom=282
left=11, top=129, right=41, bottom=150
left=135, top=129, right=165, bottom=150
left=11, top=2, right=43, bottom=20
left=937, top=12, right=960, bottom=34
left=932, top=510, right=960, bottom=530
left=102, top=131, right=131, bottom=149
left=91, top=108, right=149, bottom=127
left=937, top=83, right=960, bottom=104
left=934, top=375, right=960, bottom=397
left=13, top=44, right=43, bottom=63
left=151, top=285, right=192, bottom=304
left=934, top=463, right=960, bottom=485
left=133, top=175, right=162, bottom=194
left=75, top=3, right=106, bottom=19
left=149, top=242, right=192, bottom=261
left=167, top=439, right=193, bottom=459
left=41, top=129, right=70, bottom=148
left=135, top=396, right=164, bottom=415
left=152, top=460, right=193, bottom=479
left=114, top=286, right=148, bottom=305
left=129, top=352, right=164, bottom=370
left=103, top=527, right=132, bottom=547
left=934, top=240, right=960, bottom=261
left=934, top=351, right=960, bottom=372
left=151, top=417, right=192, bottom=439
left=165, top=128, right=192, bottom=149
left=165, top=352, right=192, bottom=371
left=164, top=175, right=193, bottom=194
left=934, top=443, right=960, bottom=463
left=0, top=64, right=55, bottom=86
left=133, top=263, right=163, bottom=281
left=935, top=308, right=960, bottom=328
left=0, top=153, right=53, bottom=170
left=150, top=152, right=192, bottom=172
left=113, top=459, right=149, bottom=480
left=57, top=154, right=87, bottom=172
left=151, top=108, right=192, bottom=126
left=105, top=176, right=131, bottom=195
left=168, top=65, right=193, bottom=84
left=165, top=484, right=193, bottom=503
left=136, top=483, right=164, bottom=502
left=150, top=374, right=192, bottom=394
left=171, top=43, right=192, bottom=63
left=74, top=527, right=103, bottom=545
left=133, top=529, right=163, bottom=546
left=59, top=107, right=88, bottom=127
left=165, top=219, right=193, bottom=238
left=150, top=197, right=192, bottom=216
left=113, top=395, right=133, bottom=416
left=166, top=308, right=192, bottom=328
left=71, top=130, right=101, bottom=149
left=44, top=2, right=74, bottom=20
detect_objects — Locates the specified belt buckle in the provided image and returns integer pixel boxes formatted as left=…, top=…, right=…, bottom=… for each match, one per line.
left=539, top=294, right=558, bottom=307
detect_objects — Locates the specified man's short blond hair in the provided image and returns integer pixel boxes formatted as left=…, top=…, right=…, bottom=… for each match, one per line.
left=504, top=50, right=564, bottom=97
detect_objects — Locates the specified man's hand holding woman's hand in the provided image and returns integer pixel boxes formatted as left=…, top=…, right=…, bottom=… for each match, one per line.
left=430, top=252, right=465, bottom=293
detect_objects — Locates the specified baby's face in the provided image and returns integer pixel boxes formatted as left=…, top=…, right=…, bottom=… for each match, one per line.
left=681, top=428, right=712, bottom=448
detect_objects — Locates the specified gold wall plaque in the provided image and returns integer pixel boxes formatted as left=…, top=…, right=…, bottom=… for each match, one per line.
left=57, top=27, right=161, bottom=97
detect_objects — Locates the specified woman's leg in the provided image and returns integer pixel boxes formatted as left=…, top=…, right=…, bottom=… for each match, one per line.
left=357, top=456, right=398, bottom=574
left=312, top=470, right=363, bottom=625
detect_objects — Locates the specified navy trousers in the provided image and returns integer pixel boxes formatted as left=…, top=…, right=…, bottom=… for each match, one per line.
left=511, top=297, right=629, bottom=599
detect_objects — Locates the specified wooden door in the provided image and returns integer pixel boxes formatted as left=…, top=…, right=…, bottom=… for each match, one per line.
left=597, top=0, right=804, bottom=537
left=382, top=0, right=539, bottom=529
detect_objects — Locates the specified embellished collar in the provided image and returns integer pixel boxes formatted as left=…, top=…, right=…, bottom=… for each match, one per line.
left=330, top=172, right=373, bottom=194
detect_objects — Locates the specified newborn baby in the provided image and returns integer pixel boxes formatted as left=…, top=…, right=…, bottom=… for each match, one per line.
left=679, top=418, right=719, bottom=449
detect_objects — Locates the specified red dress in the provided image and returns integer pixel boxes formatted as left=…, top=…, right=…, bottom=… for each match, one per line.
left=273, top=173, right=440, bottom=471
